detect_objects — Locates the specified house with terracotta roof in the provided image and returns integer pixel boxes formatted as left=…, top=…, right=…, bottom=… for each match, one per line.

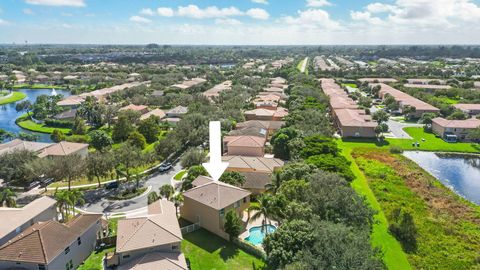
left=0, top=197, right=57, bottom=246
left=0, top=213, right=102, bottom=270
left=139, top=108, right=166, bottom=121
left=0, top=139, right=52, bottom=156
left=244, top=107, right=288, bottom=121
left=222, top=156, right=284, bottom=194
left=453, top=104, right=480, bottom=116
left=372, top=83, right=440, bottom=117
left=119, top=104, right=149, bottom=115
left=110, top=199, right=186, bottom=269
left=358, top=78, right=398, bottom=84
left=37, top=141, right=89, bottom=158
left=333, top=109, right=377, bottom=137
left=180, top=179, right=251, bottom=240
left=432, top=117, right=480, bottom=142
left=166, top=106, right=188, bottom=118
left=235, top=120, right=284, bottom=135
left=223, top=136, right=266, bottom=157
left=171, top=78, right=207, bottom=90
left=228, top=127, right=268, bottom=139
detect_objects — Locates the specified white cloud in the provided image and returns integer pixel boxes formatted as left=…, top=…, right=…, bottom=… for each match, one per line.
left=23, top=8, right=35, bottom=15
left=366, top=3, right=396, bottom=13
left=157, top=7, right=174, bottom=17
left=215, top=18, right=242, bottom=26
left=0, top=18, right=9, bottom=25
left=140, top=8, right=155, bottom=16
left=350, top=11, right=382, bottom=25
left=61, top=23, right=72, bottom=28
left=306, top=0, right=332, bottom=7
left=246, top=8, right=269, bottom=20
left=284, top=9, right=341, bottom=30
left=129, top=15, right=152, bottom=24
left=25, top=0, right=85, bottom=7
left=177, top=5, right=243, bottom=19
left=251, top=0, right=268, bottom=4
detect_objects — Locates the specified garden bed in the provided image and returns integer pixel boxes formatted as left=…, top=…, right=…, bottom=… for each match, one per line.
left=107, top=187, right=147, bottom=201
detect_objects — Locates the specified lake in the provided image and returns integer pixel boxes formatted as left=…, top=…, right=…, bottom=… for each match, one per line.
left=403, top=151, right=480, bottom=205
left=0, top=88, right=71, bottom=142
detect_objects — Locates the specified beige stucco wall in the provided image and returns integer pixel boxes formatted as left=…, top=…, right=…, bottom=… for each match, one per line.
left=340, top=125, right=377, bottom=138
left=117, top=242, right=181, bottom=265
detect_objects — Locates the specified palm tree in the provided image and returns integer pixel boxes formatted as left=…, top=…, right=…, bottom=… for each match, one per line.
left=265, top=172, right=282, bottom=194
left=172, top=193, right=184, bottom=217
left=247, top=194, right=274, bottom=233
left=159, top=184, right=175, bottom=200
left=147, top=191, right=159, bottom=204
left=67, top=190, right=85, bottom=217
left=54, top=190, right=70, bottom=222
left=0, top=188, right=17, bottom=208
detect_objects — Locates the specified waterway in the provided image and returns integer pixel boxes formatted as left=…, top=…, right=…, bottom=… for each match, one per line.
left=0, top=88, right=70, bottom=143
left=403, top=151, right=480, bottom=205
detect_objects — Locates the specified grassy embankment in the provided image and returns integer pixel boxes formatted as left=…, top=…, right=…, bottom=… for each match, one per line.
left=182, top=229, right=265, bottom=270
left=352, top=148, right=480, bottom=270
left=16, top=113, right=72, bottom=134
left=13, top=84, right=65, bottom=89
left=0, top=91, right=27, bottom=105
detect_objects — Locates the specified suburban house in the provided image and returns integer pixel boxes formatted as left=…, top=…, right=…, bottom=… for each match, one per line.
left=180, top=178, right=251, bottom=240
left=119, top=104, right=149, bottom=115
left=321, top=78, right=377, bottom=138
left=111, top=199, right=186, bottom=269
left=171, top=78, right=207, bottom=90
left=228, top=127, right=268, bottom=139
left=139, top=108, right=166, bottom=121
left=166, top=106, right=188, bottom=118
left=0, top=140, right=88, bottom=158
left=54, top=108, right=77, bottom=121
left=222, top=156, right=284, bottom=194
left=406, top=78, right=447, bottom=85
left=0, top=214, right=103, bottom=270
left=453, top=104, right=480, bottom=116
left=332, top=109, right=377, bottom=137
left=474, top=81, right=480, bottom=89
left=253, top=94, right=281, bottom=110
left=432, top=117, right=480, bottom=142
left=0, top=196, right=57, bottom=246
left=203, top=80, right=232, bottom=100
left=235, top=120, right=284, bottom=136
left=358, top=78, right=398, bottom=84
left=223, top=135, right=266, bottom=157
left=372, top=83, right=440, bottom=117
left=244, top=107, right=288, bottom=121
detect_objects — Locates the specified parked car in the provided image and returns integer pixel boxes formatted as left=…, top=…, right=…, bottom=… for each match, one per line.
left=158, top=162, right=173, bottom=173
left=40, top=178, right=54, bottom=188
left=105, top=181, right=119, bottom=189
left=25, top=181, right=41, bottom=191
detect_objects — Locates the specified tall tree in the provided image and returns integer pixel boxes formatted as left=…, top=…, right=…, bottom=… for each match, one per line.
left=159, top=184, right=175, bottom=200
left=86, top=151, right=114, bottom=187
left=15, top=100, right=33, bottom=119
left=114, top=143, right=144, bottom=183
left=0, top=188, right=17, bottom=207
left=50, top=154, right=86, bottom=190
left=224, top=209, right=242, bottom=241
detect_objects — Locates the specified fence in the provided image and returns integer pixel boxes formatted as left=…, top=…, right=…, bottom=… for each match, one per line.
left=180, top=222, right=201, bottom=234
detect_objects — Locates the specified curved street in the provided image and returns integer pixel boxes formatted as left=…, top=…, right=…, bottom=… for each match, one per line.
left=80, top=163, right=182, bottom=215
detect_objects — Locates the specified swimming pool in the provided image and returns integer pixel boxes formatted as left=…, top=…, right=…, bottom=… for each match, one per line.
left=244, top=224, right=276, bottom=245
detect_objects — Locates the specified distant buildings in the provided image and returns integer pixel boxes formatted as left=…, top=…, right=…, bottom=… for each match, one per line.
left=403, top=79, right=451, bottom=90
left=202, top=80, right=232, bottom=101
left=372, top=83, right=440, bottom=117
left=0, top=139, right=89, bottom=158
left=453, top=104, right=480, bottom=116
left=432, top=117, right=480, bottom=142
left=0, top=213, right=103, bottom=270
left=358, top=78, right=398, bottom=84
left=321, top=79, right=377, bottom=138
left=171, top=78, right=206, bottom=90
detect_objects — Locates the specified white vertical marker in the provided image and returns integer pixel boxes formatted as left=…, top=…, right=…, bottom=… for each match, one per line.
left=202, top=121, right=229, bottom=181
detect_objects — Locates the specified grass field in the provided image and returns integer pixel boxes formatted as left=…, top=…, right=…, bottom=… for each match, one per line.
left=182, top=229, right=265, bottom=270
left=342, top=147, right=412, bottom=270
left=353, top=149, right=480, bottom=270
left=174, top=170, right=187, bottom=180
left=78, top=247, right=114, bottom=270
left=16, top=117, right=72, bottom=134
left=341, top=83, right=358, bottom=88
left=13, top=84, right=65, bottom=89
left=341, top=127, right=479, bottom=153
left=0, top=91, right=27, bottom=105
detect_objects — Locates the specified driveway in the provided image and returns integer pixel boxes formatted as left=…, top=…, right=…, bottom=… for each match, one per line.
left=80, top=163, right=182, bottom=214
left=386, top=119, right=423, bottom=139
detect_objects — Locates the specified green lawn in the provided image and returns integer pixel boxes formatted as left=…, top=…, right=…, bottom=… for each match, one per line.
left=174, top=170, right=187, bottom=181
left=182, top=229, right=265, bottom=270
left=353, top=149, right=480, bottom=269
left=0, top=91, right=27, bottom=105
left=341, top=83, right=358, bottom=88
left=341, top=127, right=480, bottom=153
left=78, top=247, right=114, bottom=270
left=13, top=84, right=65, bottom=89
left=342, top=147, right=411, bottom=270
left=16, top=119, right=72, bottom=134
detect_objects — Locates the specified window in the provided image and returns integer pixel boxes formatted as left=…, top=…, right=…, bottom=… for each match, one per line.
left=234, top=201, right=240, bottom=208
left=219, top=208, right=225, bottom=216
left=65, top=260, right=73, bottom=270
left=38, top=264, right=46, bottom=270
left=77, top=237, right=81, bottom=246
left=243, top=197, right=247, bottom=203
left=64, top=247, right=70, bottom=254
left=123, top=255, right=130, bottom=259
left=172, top=244, right=179, bottom=251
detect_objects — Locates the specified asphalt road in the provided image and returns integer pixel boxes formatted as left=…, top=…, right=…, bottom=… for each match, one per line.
left=80, top=163, right=182, bottom=214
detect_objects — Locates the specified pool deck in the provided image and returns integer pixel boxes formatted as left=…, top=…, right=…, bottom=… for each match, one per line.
left=240, top=210, right=278, bottom=245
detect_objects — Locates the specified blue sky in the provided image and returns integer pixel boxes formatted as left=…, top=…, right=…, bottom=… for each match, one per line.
left=1, top=0, right=480, bottom=44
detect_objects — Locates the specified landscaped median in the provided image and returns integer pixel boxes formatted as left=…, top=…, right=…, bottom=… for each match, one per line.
left=0, top=91, right=27, bottom=105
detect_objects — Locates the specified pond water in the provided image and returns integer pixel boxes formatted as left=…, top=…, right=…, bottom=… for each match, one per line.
left=0, top=88, right=70, bottom=142
left=403, top=151, right=480, bottom=205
